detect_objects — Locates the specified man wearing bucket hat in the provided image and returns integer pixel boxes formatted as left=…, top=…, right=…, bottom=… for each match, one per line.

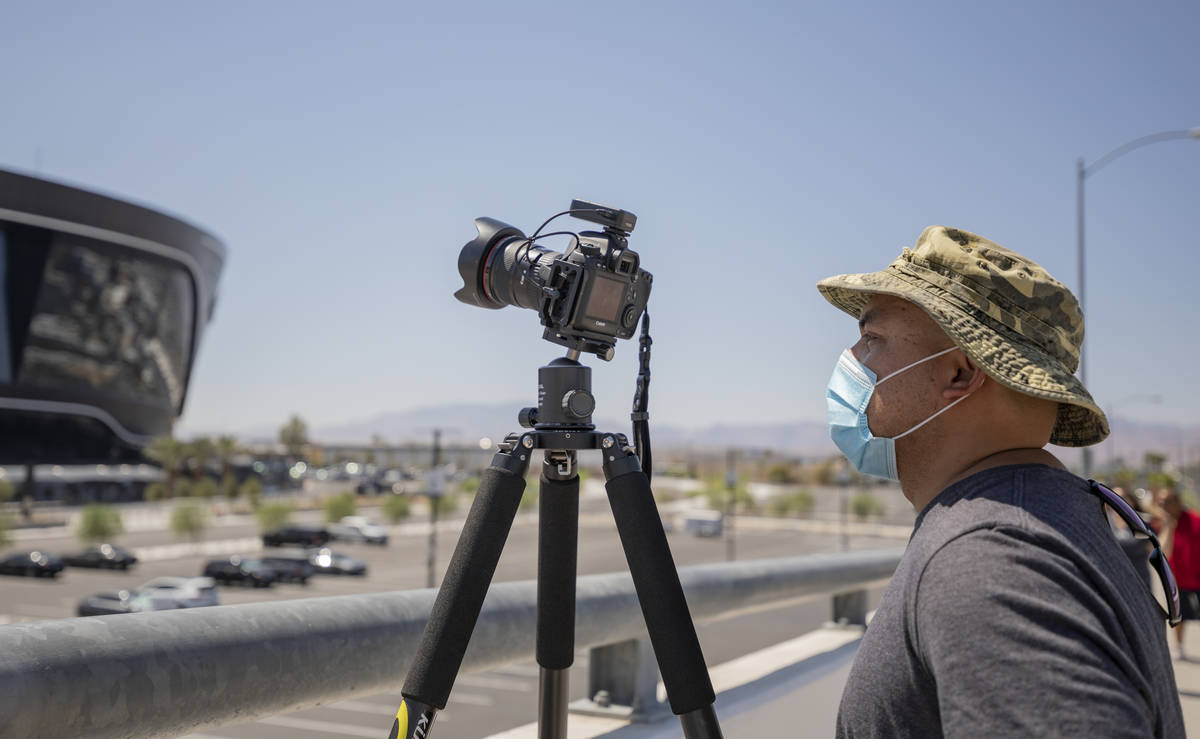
left=820, top=227, right=1183, bottom=737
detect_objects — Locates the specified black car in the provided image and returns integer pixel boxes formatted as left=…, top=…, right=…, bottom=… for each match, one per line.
left=307, top=547, right=368, bottom=576
left=262, top=526, right=331, bottom=547
left=0, top=551, right=64, bottom=578
left=62, top=544, right=138, bottom=570
left=258, top=555, right=315, bottom=584
left=202, top=556, right=277, bottom=587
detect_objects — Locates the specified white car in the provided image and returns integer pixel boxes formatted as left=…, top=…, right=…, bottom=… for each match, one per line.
left=137, top=576, right=220, bottom=608
left=327, top=516, right=389, bottom=545
left=683, top=510, right=725, bottom=538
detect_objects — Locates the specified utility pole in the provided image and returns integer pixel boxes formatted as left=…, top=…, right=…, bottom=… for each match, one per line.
left=837, top=464, right=850, bottom=552
left=426, top=429, right=444, bottom=589
left=725, top=449, right=737, bottom=562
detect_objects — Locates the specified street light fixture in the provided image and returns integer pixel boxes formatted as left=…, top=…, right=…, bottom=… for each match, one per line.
left=1076, top=127, right=1200, bottom=476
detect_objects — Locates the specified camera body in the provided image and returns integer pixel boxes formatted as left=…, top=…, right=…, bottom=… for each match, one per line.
left=454, top=200, right=652, bottom=360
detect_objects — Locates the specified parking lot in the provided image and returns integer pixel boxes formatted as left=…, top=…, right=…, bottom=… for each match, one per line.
left=2, top=498, right=900, bottom=738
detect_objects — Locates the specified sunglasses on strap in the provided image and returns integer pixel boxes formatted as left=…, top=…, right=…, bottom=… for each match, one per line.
left=1089, top=479, right=1182, bottom=627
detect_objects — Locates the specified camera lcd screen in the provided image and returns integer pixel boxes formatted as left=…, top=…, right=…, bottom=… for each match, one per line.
left=584, top=274, right=625, bottom=323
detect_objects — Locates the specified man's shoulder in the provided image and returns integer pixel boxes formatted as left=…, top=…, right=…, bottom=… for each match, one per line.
left=911, top=463, right=1090, bottom=552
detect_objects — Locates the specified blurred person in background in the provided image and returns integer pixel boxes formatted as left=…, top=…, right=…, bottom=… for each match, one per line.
left=1108, top=487, right=1153, bottom=587
left=1154, top=486, right=1200, bottom=659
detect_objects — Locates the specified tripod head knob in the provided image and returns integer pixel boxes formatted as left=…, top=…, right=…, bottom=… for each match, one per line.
left=562, top=390, right=596, bottom=419
left=519, top=408, right=539, bottom=428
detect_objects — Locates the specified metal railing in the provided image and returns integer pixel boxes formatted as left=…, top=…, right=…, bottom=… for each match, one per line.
left=0, top=548, right=902, bottom=739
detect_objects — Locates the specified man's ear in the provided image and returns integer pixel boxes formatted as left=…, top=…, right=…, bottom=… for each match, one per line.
left=944, top=353, right=985, bottom=400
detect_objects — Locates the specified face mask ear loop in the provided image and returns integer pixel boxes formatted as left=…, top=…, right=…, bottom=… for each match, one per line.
left=876, top=345, right=961, bottom=386
left=893, top=376, right=985, bottom=440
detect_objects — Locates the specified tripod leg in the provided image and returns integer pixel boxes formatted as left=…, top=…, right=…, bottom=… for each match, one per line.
left=396, top=443, right=531, bottom=739
left=601, top=441, right=724, bottom=739
left=537, top=452, right=579, bottom=739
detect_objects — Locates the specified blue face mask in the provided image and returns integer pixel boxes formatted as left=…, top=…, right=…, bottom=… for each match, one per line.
left=826, top=346, right=979, bottom=481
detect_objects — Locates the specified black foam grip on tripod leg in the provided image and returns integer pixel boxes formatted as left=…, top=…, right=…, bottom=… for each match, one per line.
left=402, top=466, right=526, bottom=708
left=537, top=474, right=579, bottom=669
left=605, top=471, right=716, bottom=715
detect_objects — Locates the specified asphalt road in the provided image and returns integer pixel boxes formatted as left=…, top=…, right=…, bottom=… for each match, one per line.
left=2, top=500, right=896, bottom=738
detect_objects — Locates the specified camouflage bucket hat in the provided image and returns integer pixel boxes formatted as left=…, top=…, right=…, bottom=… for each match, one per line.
left=816, top=226, right=1108, bottom=447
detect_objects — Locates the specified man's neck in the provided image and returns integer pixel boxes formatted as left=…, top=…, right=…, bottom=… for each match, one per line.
left=902, top=447, right=1065, bottom=512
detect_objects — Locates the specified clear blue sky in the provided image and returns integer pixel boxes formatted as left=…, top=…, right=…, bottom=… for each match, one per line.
left=2, top=1, right=1197, bottom=438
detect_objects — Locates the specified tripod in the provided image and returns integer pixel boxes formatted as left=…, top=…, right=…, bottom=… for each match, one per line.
left=392, top=354, right=723, bottom=739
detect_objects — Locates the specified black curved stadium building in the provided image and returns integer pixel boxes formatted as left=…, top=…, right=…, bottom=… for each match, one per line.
left=0, top=169, right=225, bottom=463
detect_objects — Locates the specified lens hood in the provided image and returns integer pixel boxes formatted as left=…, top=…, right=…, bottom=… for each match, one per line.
left=454, top=217, right=525, bottom=309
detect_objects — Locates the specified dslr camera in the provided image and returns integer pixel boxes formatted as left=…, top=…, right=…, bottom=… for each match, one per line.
left=454, top=200, right=651, bottom=360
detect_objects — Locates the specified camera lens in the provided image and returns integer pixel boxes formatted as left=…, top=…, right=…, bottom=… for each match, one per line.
left=455, top=217, right=558, bottom=312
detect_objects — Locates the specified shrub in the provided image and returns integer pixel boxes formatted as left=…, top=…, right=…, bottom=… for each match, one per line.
left=144, top=482, right=168, bottom=501
left=382, top=494, right=411, bottom=523
left=170, top=501, right=208, bottom=539
left=768, top=489, right=815, bottom=517
left=76, top=504, right=124, bottom=543
left=766, top=464, right=798, bottom=485
left=192, top=478, right=219, bottom=499
left=239, top=477, right=264, bottom=509
left=849, top=491, right=885, bottom=520
left=1148, top=472, right=1179, bottom=491
left=703, top=476, right=754, bottom=513
left=255, top=502, right=293, bottom=533
left=324, top=492, right=357, bottom=523
left=433, top=492, right=459, bottom=516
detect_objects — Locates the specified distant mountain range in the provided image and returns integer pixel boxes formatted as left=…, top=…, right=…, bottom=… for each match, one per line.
left=232, top=402, right=1200, bottom=467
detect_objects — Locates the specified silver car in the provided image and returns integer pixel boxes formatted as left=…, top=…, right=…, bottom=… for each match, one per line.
left=137, top=576, right=220, bottom=607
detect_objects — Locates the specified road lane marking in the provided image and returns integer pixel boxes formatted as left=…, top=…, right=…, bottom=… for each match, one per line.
left=0, top=614, right=42, bottom=624
left=457, top=675, right=533, bottom=692
left=322, top=700, right=408, bottom=716
left=448, top=692, right=495, bottom=706
left=132, top=537, right=263, bottom=562
left=14, top=604, right=65, bottom=617
left=491, top=664, right=540, bottom=678
left=258, top=715, right=411, bottom=736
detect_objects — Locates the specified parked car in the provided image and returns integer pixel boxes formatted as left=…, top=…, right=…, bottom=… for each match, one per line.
left=328, top=516, right=389, bottom=545
left=683, top=510, right=724, bottom=538
left=307, top=547, right=368, bottom=576
left=62, top=544, right=138, bottom=570
left=0, top=550, right=64, bottom=578
left=137, top=576, right=220, bottom=607
left=258, top=555, right=315, bottom=584
left=77, top=589, right=181, bottom=617
left=262, top=525, right=331, bottom=547
left=202, top=556, right=277, bottom=588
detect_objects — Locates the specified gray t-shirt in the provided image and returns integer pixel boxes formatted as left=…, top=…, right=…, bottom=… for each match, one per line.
left=836, top=464, right=1183, bottom=738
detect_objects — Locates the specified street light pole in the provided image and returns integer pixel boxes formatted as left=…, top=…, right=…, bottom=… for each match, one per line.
left=1076, top=127, right=1200, bottom=477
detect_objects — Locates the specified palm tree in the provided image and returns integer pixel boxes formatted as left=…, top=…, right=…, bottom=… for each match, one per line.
left=279, top=414, right=309, bottom=460
left=187, top=437, right=217, bottom=482
left=144, top=435, right=186, bottom=498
